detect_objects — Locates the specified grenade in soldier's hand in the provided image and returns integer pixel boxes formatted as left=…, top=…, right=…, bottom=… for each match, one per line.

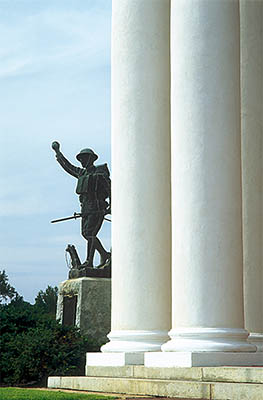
left=52, top=141, right=60, bottom=152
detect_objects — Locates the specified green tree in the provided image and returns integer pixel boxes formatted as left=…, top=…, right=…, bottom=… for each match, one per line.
left=34, top=285, right=58, bottom=317
left=0, top=297, right=99, bottom=385
left=0, top=270, right=21, bottom=303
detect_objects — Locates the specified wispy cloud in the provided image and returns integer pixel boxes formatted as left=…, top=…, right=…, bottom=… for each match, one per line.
left=0, top=4, right=111, bottom=79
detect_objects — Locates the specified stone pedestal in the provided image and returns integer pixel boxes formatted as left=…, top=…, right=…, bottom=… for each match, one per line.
left=56, top=277, right=111, bottom=345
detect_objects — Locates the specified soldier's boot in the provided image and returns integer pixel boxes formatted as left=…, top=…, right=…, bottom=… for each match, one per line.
left=97, top=251, right=111, bottom=268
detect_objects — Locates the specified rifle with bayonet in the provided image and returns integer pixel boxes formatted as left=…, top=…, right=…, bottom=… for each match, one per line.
left=51, top=212, right=111, bottom=224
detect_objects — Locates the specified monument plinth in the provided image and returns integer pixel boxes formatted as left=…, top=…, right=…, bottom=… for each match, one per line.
left=56, top=277, right=111, bottom=345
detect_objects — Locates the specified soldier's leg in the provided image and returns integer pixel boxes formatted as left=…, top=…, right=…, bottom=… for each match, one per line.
left=82, top=213, right=106, bottom=267
left=93, top=237, right=111, bottom=266
left=84, top=233, right=94, bottom=266
left=86, top=237, right=95, bottom=267
left=91, top=214, right=111, bottom=266
left=82, top=215, right=95, bottom=267
left=90, top=213, right=111, bottom=266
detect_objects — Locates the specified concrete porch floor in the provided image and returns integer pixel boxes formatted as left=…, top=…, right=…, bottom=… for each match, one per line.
left=48, top=365, right=263, bottom=400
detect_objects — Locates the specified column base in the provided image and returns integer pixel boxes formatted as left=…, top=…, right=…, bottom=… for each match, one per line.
left=101, top=330, right=169, bottom=353
left=248, top=333, right=263, bottom=352
left=161, top=328, right=257, bottom=352
left=86, top=352, right=144, bottom=367
left=145, top=351, right=263, bottom=367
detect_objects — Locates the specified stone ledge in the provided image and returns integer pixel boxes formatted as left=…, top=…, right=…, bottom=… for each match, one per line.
left=86, top=352, right=144, bottom=367
left=85, top=364, right=263, bottom=383
left=48, top=376, right=210, bottom=399
left=211, top=381, right=263, bottom=400
left=145, top=352, right=263, bottom=368
left=85, top=365, right=203, bottom=381
left=203, top=366, right=263, bottom=383
left=48, top=375, right=263, bottom=399
left=85, top=365, right=134, bottom=378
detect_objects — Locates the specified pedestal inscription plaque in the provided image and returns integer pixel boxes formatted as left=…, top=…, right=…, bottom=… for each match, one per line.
left=62, top=295, right=77, bottom=326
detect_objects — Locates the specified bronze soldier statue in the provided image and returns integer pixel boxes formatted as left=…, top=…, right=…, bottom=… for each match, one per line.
left=51, top=141, right=111, bottom=269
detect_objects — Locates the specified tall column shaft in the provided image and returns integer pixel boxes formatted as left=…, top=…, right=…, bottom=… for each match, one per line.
left=102, top=0, right=171, bottom=353
left=241, top=0, right=263, bottom=350
left=163, top=0, right=254, bottom=352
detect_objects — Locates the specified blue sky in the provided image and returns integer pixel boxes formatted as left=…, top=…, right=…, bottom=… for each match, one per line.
left=0, top=0, right=112, bottom=303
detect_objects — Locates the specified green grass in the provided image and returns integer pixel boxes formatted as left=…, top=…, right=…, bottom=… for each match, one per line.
left=0, top=388, right=115, bottom=400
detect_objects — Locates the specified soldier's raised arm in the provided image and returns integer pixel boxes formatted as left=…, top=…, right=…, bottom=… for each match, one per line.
left=51, top=141, right=81, bottom=178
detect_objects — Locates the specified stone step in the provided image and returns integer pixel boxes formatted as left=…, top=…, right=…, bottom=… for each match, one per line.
left=48, top=376, right=210, bottom=399
left=85, top=365, right=263, bottom=384
left=48, top=373, right=263, bottom=400
left=85, top=366, right=203, bottom=381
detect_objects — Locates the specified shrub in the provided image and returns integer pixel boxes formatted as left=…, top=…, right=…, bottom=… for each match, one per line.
left=0, top=298, right=99, bottom=385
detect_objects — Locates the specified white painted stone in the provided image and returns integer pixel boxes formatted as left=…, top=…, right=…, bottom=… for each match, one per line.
left=248, top=333, right=263, bottom=352
left=240, top=0, right=263, bottom=349
left=145, top=352, right=263, bottom=368
left=162, top=328, right=256, bottom=353
left=102, top=330, right=169, bottom=353
left=102, top=0, right=171, bottom=353
left=162, top=0, right=255, bottom=354
left=86, top=352, right=144, bottom=367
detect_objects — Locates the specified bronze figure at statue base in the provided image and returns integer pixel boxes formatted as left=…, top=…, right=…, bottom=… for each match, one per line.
left=66, top=244, right=111, bottom=279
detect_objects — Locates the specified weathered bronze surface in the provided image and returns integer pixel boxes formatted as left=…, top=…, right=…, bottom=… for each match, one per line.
left=52, top=141, right=111, bottom=278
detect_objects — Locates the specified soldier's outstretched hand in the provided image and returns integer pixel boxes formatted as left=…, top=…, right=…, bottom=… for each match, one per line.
left=51, top=141, right=60, bottom=154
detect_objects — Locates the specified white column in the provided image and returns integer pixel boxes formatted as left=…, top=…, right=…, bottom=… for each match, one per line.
left=100, top=0, right=171, bottom=356
left=241, top=0, right=263, bottom=351
left=146, top=0, right=259, bottom=367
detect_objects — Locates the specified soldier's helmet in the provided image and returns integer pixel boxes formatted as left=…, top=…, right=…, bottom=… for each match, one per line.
left=76, top=148, right=98, bottom=162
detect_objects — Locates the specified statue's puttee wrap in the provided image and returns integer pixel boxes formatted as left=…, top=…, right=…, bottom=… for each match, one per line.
left=51, top=141, right=111, bottom=278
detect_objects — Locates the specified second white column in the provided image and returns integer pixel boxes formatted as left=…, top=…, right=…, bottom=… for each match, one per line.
left=145, top=0, right=258, bottom=367
left=241, top=0, right=263, bottom=352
